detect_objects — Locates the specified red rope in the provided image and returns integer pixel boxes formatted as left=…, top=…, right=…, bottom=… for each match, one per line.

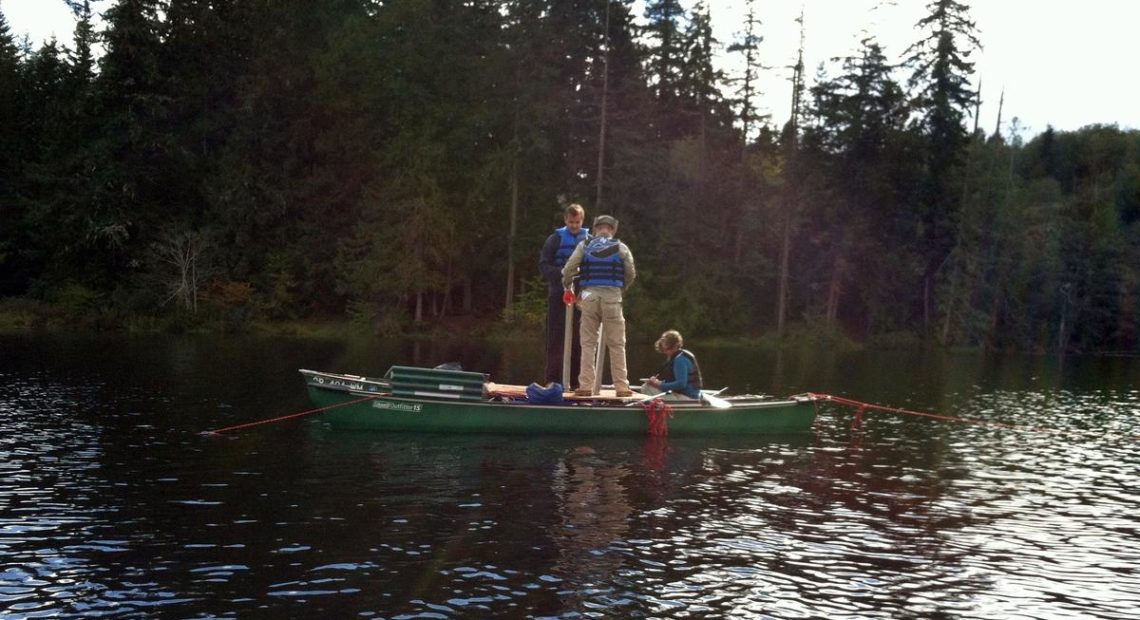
left=641, top=398, right=673, bottom=436
left=205, top=395, right=379, bottom=435
left=809, top=392, right=1069, bottom=435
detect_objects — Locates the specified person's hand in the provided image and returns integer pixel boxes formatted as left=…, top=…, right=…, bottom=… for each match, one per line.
left=647, top=376, right=661, bottom=387
left=562, top=289, right=575, bottom=305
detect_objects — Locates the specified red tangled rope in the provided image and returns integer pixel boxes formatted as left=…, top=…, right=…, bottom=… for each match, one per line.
left=641, top=398, right=674, bottom=436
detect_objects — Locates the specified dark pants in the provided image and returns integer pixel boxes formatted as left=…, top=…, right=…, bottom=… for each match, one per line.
left=545, top=292, right=581, bottom=387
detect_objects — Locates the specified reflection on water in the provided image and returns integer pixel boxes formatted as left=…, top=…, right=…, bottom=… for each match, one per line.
left=0, top=332, right=1138, bottom=618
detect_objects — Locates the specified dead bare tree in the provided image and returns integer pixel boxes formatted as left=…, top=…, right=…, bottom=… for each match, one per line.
left=153, top=230, right=208, bottom=313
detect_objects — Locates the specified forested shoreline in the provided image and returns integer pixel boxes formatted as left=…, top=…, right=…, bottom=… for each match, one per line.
left=2, top=0, right=1138, bottom=353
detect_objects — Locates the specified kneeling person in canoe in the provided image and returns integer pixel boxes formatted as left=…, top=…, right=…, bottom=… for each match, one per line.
left=644, top=330, right=703, bottom=399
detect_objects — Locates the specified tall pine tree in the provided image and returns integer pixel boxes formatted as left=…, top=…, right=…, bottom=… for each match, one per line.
left=903, top=0, right=982, bottom=331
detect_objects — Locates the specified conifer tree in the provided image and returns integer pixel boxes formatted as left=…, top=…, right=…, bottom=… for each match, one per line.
left=726, top=0, right=765, bottom=145
left=903, top=0, right=982, bottom=331
left=643, top=0, right=684, bottom=100
left=0, top=10, right=21, bottom=188
left=65, top=0, right=97, bottom=86
left=677, top=1, right=722, bottom=144
left=643, top=0, right=686, bottom=139
left=79, top=0, right=167, bottom=288
left=775, top=9, right=807, bottom=336
left=0, top=10, right=25, bottom=294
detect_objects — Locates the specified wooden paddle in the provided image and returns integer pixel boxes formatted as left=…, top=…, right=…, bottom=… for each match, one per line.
left=700, top=388, right=731, bottom=409
left=625, top=390, right=670, bottom=406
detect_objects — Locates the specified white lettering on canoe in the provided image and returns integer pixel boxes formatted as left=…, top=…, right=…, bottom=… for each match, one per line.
left=372, top=400, right=422, bottom=413
left=311, top=376, right=366, bottom=391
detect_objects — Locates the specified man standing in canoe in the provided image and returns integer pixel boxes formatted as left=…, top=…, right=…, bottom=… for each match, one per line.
left=562, top=214, right=636, bottom=398
left=539, top=203, right=590, bottom=387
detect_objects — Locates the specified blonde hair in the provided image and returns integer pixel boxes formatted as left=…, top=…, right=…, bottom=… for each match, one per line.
left=565, top=203, right=585, bottom=218
left=655, top=330, right=683, bottom=353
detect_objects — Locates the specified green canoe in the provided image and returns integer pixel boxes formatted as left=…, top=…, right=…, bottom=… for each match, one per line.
left=300, top=367, right=819, bottom=436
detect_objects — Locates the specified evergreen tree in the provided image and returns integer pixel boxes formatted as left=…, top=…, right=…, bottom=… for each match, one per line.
left=726, top=0, right=765, bottom=144
left=0, top=10, right=25, bottom=294
left=3, top=1, right=108, bottom=299
left=70, top=0, right=168, bottom=292
left=803, top=39, right=915, bottom=331
left=938, top=130, right=1018, bottom=347
left=65, top=0, right=97, bottom=86
left=0, top=9, right=21, bottom=183
left=903, top=0, right=982, bottom=331
left=200, top=1, right=369, bottom=316
left=677, top=1, right=724, bottom=143
left=0, top=0, right=1137, bottom=352
left=643, top=0, right=684, bottom=101
left=643, top=0, right=687, bottom=139
left=775, top=8, right=807, bottom=336
left=333, top=0, right=510, bottom=321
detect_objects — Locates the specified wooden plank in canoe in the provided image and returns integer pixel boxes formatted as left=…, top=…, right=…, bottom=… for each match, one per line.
left=486, top=382, right=647, bottom=403
left=563, top=389, right=648, bottom=403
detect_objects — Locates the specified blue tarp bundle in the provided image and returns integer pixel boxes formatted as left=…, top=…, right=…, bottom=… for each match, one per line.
left=526, top=382, right=564, bottom=405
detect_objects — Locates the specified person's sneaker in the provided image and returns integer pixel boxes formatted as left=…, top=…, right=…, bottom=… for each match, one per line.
left=615, top=389, right=634, bottom=398
left=574, top=389, right=593, bottom=397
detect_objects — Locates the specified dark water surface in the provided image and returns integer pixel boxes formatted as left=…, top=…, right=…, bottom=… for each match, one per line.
left=1, top=332, right=1137, bottom=619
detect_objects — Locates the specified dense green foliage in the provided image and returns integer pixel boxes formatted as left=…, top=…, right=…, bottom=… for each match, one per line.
left=2, top=0, right=1138, bottom=352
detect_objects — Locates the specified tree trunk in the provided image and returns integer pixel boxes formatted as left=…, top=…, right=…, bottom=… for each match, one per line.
left=1119, top=280, right=1136, bottom=350
left=595, top=1, right=611, bottom=210
left=776, top=213, right=791, bottom=336
left=441, top=259, right=453, bottom=317
left=155, top=230, right=204, bottom=314
left=825, top=254, right=844, bottom=326
left=923, top=271, right=934, bottom=335
left=776, top=11, right=804, bottom=337
left=1056, top=284, right=1072, bottom=352
left=504, top=116, right=520, bottom=317
left=988, top=279, right=1002, bottom=350
left=940, top=262, right=959, bottom=343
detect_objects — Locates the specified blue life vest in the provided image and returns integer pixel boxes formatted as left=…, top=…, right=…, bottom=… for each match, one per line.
left=579, top=237, right=625, bottom=288
left=554, top=226, right=589, bottom=267
left=658, top=349, right=703, bottom=398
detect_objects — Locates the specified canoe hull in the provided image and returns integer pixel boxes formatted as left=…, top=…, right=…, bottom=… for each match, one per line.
left=302, top=370, right=817, bottom=436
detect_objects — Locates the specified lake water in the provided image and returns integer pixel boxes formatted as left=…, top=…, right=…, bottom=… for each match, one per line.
left=1, top=332, right=1137, bottom=619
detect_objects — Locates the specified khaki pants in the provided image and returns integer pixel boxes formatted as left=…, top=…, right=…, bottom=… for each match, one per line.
left=577, top=286, right=629, bottom=392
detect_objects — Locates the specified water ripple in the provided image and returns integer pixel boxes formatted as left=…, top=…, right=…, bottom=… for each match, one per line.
left=3, top=346, right=1140, bottom=618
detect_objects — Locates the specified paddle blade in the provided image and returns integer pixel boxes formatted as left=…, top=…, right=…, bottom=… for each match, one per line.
left=700, top=391, right=732, bottom=409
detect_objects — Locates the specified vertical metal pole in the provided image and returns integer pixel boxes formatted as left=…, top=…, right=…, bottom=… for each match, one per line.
left=593, top=323, right=606, bottom=396
left=561, top=290, right=573, bottom=389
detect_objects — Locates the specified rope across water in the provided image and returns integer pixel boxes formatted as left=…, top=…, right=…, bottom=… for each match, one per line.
left=807, top=392, right=1125, bottom=438
left=204, top=395, right=379, bottom=435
